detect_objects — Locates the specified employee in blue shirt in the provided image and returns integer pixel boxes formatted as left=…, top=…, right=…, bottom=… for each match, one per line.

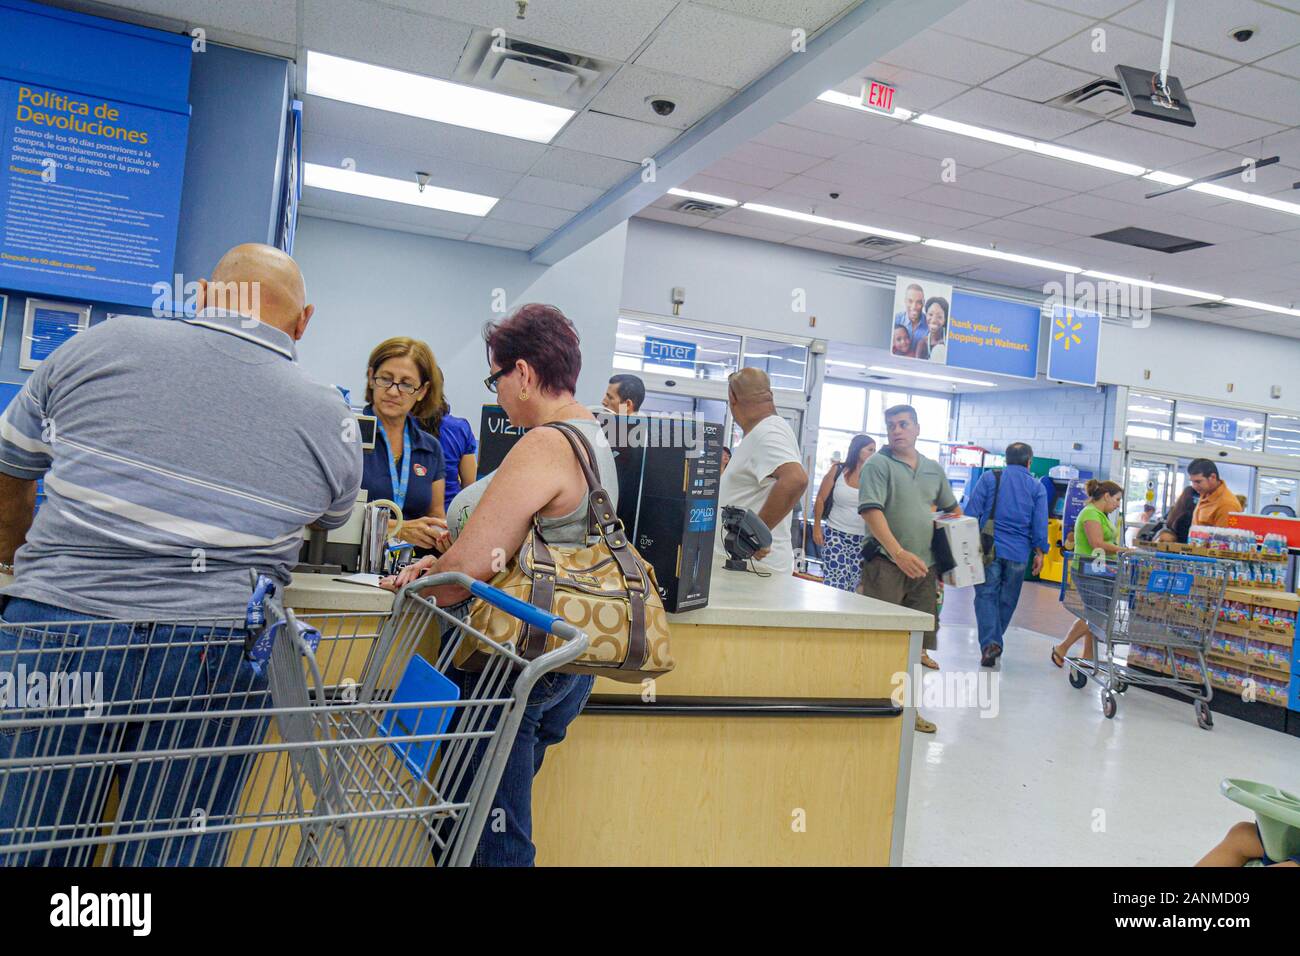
left=360, top=337, right=447, bottom=552
left=423, top=399, right=478, bottom=512
left=964, top=441, right=1049, bottom=667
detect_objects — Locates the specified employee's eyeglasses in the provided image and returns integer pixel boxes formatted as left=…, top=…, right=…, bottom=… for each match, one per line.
left=483, top=367, right=510, bottom=393
left=371, top=375, right=422, bottom=396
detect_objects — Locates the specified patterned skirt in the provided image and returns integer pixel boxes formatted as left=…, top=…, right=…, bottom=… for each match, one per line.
left=822, top=525, right=866, bottom=592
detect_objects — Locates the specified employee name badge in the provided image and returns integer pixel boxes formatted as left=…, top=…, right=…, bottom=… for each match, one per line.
left=413, top=463, right=427, bottom=477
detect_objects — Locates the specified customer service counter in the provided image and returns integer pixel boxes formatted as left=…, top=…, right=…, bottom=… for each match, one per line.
left=1, top=568, right=930, bottom=866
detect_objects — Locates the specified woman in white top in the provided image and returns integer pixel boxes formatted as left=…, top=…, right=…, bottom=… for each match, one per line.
left=916, top=296, right=948, bottom=364
left=812, top=434, right=876, bottom=591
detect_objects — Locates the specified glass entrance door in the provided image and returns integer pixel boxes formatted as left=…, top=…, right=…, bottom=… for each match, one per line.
left=1123, top=457, right=1177, bottom=533
left=1257, top=473, right=1300, bottom=517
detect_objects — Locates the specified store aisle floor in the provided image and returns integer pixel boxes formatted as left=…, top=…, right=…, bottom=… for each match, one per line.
left=903, top=585, right=1300, bottom=867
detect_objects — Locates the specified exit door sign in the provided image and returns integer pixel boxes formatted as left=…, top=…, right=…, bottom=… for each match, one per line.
left=862, top=79, right=897, bottom=114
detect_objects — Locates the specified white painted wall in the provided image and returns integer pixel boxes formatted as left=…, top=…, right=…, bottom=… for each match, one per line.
left=293, top=217, right=627, bottom=421
left=954, top=385, right=1112, bottom=476
left=622, top=218, right=894, bottom=347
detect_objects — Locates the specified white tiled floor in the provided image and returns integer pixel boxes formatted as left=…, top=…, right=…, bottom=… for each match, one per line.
left=902, top=588, right=1300, bottom=867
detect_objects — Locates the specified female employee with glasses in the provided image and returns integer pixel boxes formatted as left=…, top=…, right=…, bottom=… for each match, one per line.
left=361, top=337, right=447, bottom=551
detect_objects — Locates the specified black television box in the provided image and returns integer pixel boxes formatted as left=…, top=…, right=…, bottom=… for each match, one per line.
left=476, top=405, right=721, bottom=612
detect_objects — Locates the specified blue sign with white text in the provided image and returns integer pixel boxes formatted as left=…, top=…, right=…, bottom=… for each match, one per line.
left=1047, top=305, right=1101, bottom=387
left=0, top=0, right=192, bottom=308
left=945, top=292, right=1040, bottom=380
left=644, top=335, right=697, bottom=370
left=1204, top=417, right=1238, bottom=443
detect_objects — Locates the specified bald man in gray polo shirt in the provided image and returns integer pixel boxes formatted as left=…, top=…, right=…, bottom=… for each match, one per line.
left=857, top=403, right=961, bottom=735
left=0, top=243, right=361, bottom=865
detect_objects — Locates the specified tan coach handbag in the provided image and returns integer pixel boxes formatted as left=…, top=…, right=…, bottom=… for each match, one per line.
left=454, top=421, right=675, bottom=684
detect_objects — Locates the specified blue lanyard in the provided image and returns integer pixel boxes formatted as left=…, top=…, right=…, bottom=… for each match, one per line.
left=378, top=419, right=413, bottom=513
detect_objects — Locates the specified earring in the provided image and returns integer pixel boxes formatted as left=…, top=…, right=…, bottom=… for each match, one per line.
left=519, top=389, right=529, bottom=401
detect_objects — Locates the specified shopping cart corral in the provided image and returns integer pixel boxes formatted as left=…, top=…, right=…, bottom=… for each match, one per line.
left=0, top=571, right=588, bottom=866
left=1060, top=551, right=1222, bottom=730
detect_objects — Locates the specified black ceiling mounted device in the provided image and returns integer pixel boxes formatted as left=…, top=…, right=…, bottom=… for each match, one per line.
left=1114, top=0, right=1196, bottom=127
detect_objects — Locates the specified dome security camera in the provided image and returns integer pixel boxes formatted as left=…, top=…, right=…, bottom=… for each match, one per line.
left=829, top=192, right=840, bottom=199
left=1230, top=26, right=1255, bottom=42
left=646, top=96, right=676, bottom=117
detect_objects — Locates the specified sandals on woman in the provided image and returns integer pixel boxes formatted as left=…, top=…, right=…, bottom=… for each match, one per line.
left=1050, top=647, right=1065, bottom=669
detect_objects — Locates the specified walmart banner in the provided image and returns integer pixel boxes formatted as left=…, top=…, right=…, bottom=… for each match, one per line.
left=944, top=291, right=1040, bottom=380
left=1047, top=304, right=1102, bottom=387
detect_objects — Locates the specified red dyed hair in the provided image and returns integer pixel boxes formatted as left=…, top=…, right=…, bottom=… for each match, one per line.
left=483, top=303, right=582, bottom=395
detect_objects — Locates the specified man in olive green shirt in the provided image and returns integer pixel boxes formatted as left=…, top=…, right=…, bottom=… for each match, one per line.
left=857, top=403, right=961, bottom=734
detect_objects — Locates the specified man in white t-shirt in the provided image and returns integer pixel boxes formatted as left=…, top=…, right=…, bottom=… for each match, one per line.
left=717, top=368, right=808, bottom=575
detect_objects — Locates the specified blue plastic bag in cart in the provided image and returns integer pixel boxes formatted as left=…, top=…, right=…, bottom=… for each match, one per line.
left=381, top=656, right=460, bottom=780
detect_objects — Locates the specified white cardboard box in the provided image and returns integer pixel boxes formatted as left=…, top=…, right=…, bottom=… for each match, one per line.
left=933, top=514, right=985, bottom=587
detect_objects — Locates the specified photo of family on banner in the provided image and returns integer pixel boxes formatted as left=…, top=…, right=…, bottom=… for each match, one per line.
left=890, top=274, right=951, bottom=363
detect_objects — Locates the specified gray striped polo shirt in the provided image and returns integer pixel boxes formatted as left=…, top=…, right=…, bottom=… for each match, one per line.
left=0, top=310, right=363, bottom=619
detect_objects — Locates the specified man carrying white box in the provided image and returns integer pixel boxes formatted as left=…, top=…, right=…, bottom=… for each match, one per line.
left=857, top=403, right=962, bottom=735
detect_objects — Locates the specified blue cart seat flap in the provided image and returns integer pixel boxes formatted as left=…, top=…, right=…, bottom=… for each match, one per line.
left=381, top=655, right=460, bottom=781
left=469, top=580, right=561, bottom=634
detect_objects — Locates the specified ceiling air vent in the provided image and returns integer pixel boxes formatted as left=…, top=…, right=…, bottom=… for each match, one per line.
left=675, top=198, right=730, bottom=216
left=854, top=236, right=906, bottom=251
left=1049, top=79, right=1128, bottom=119
left=1093, top=226, right=1212, bottom=254
left=455, top=30, right=613, bottom=108
left=1189, top=301, right=1233, bottom=310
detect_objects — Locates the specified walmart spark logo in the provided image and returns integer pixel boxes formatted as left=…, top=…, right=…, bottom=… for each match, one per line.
left=1054, top=312, right=1084, bottom=351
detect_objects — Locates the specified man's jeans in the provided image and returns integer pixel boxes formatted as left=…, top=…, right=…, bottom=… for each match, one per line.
left=448, top=666, right=593, bottom=867
left=0, top=598, right=269, bottom=866
left=973, top=557, right=1028, bottom=653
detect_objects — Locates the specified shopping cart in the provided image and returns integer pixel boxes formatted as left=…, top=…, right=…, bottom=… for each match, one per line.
left=0, top=571, right=588, bottom=866
left=1060, top=550, right=1222, bottom=730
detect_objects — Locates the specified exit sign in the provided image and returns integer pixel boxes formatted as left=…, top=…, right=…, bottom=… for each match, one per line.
left=862, top=79, right=897, bottom=114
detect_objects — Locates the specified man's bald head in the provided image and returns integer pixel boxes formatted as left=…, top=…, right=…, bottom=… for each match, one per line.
left=202, top=243, right=313, bottom=339
left=727, top=367, right=776, bottom=431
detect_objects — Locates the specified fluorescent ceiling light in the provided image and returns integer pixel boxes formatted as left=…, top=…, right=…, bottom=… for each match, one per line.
left=1029, top=142, right=1145, bottom=176
left=1142, top=170, right=1192, bottom=186
left=741, top=202, right=921, bottom=242
left=868, top=365, right=997, bottom=387
left=827, top=359, right=867, bottom=369
left=1224, top=298, right=1300, bottom=317
left=1081, top=270, right=1223, bottom=301
left=922, top=238, right=1082, bottom=274
left=305, top=50, right=574, bottom=143
left=303, top=163, right=497, bottom=216
left=1189, top=183, right=1300, bottom=216
left=667, top=188, right=739, bottom=207
left=911, top=113, right=1035, bottom=150
left=816, top=89, right=914, bottom=120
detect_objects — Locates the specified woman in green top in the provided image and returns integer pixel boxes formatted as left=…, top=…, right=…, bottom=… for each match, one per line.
left=1052, top=479, right=1127, bottom=668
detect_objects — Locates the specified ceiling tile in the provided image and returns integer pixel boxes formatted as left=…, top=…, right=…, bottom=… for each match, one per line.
left=781, top=101, right=904, bottom=143
left=1033, top=0, right=1133, bottom=16
left=470, top=218, right=554, bottom=245
left=487, top=199, right=576, bottom=230
left=391, top=0, right=679, bottom=60
left=866, top=195, right=993, bottom=230
left=1110, top=0, right=1300, bottom=63
left=302, top=131, right=523, bottom=197
left=955, top=168, right=1078, bottom=204
left=696, top=157, right=793, bottom=188
left=529, top=148, right=638, bottom=188
left=981, top=57, right=1102, bottom=101
left=302, top=0, right=470, bottom=79
left=751, top=122, right=861, bottom=158
left=465, top=235, right=533, bottom=251
left=1041, top=25, right=1239, bottom=87
left=1255, top=43, right=1300, bottom=78
left=933, top=0, right=1094, bottom=56
left=700, top=218, right=806, bottom=244
left=967, top=214, right=1082, bottom=247
left=1055, top=118, right=1216, bottom=167
left=585, top=64, right=735, bottom=131
left=1005, top=204, right=1132, bottom=236
left=299, top=207, right=471, bottom=242
left=92, top=0, right=297, bottom=44
left=552, top=112, right=679, bottom=162
left=1114, top=102, right=1284, bottom=150
left=505, top=176, right=605, bottom=211
left=787, top=235, right=882, bottom=259
left=635, top=206, right=710, bottom=227
left=634, top=4, right=793, bottom=88
left=300, top=187, right=485, bottom=234
left=719, top=203, right=820, bottom=235
left=1187, top=67, right=1300, bottom=126
left=938, top=88, right=1100, bottom=140
left=678, top=172, right=769, bottom=202
left=982, top=152, right=1134, bottom=191
left=886, top=124, right=1021, bottom=168
left=908, top=183, right=1033, bottom=217
left=880, top=33, right=1027, bottom=85
left=692, top=0, right=857, bottom=30
left=788, top=164, right=936, bottom=204
left=301, top=96, right=548, bottom=174
left=727, top=141, right=825, bottom=174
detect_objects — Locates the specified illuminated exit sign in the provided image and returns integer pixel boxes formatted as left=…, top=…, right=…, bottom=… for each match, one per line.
left=862, top=79, right=897, bottom=114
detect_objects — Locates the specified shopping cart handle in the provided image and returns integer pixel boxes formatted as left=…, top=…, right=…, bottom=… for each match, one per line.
left=469, top=580, right=563, bottom=634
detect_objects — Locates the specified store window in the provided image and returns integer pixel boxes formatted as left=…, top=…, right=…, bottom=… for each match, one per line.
left=1173, top=400, right=1263, bottom=453
left=743, top=337, right=808, bottom=392
left=812, top=382, right=950, bottom=490
left=1125, top=392, right=1173, bottom=441
left=1265, top=414, right=1300, bottom=458
left=612, top=316, right=740, bottom=381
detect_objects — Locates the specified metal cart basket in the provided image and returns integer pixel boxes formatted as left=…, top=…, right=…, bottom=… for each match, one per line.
left=0, top=571, right=588, bottom=866
left=1061, top=550, right=1222, bottom=730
